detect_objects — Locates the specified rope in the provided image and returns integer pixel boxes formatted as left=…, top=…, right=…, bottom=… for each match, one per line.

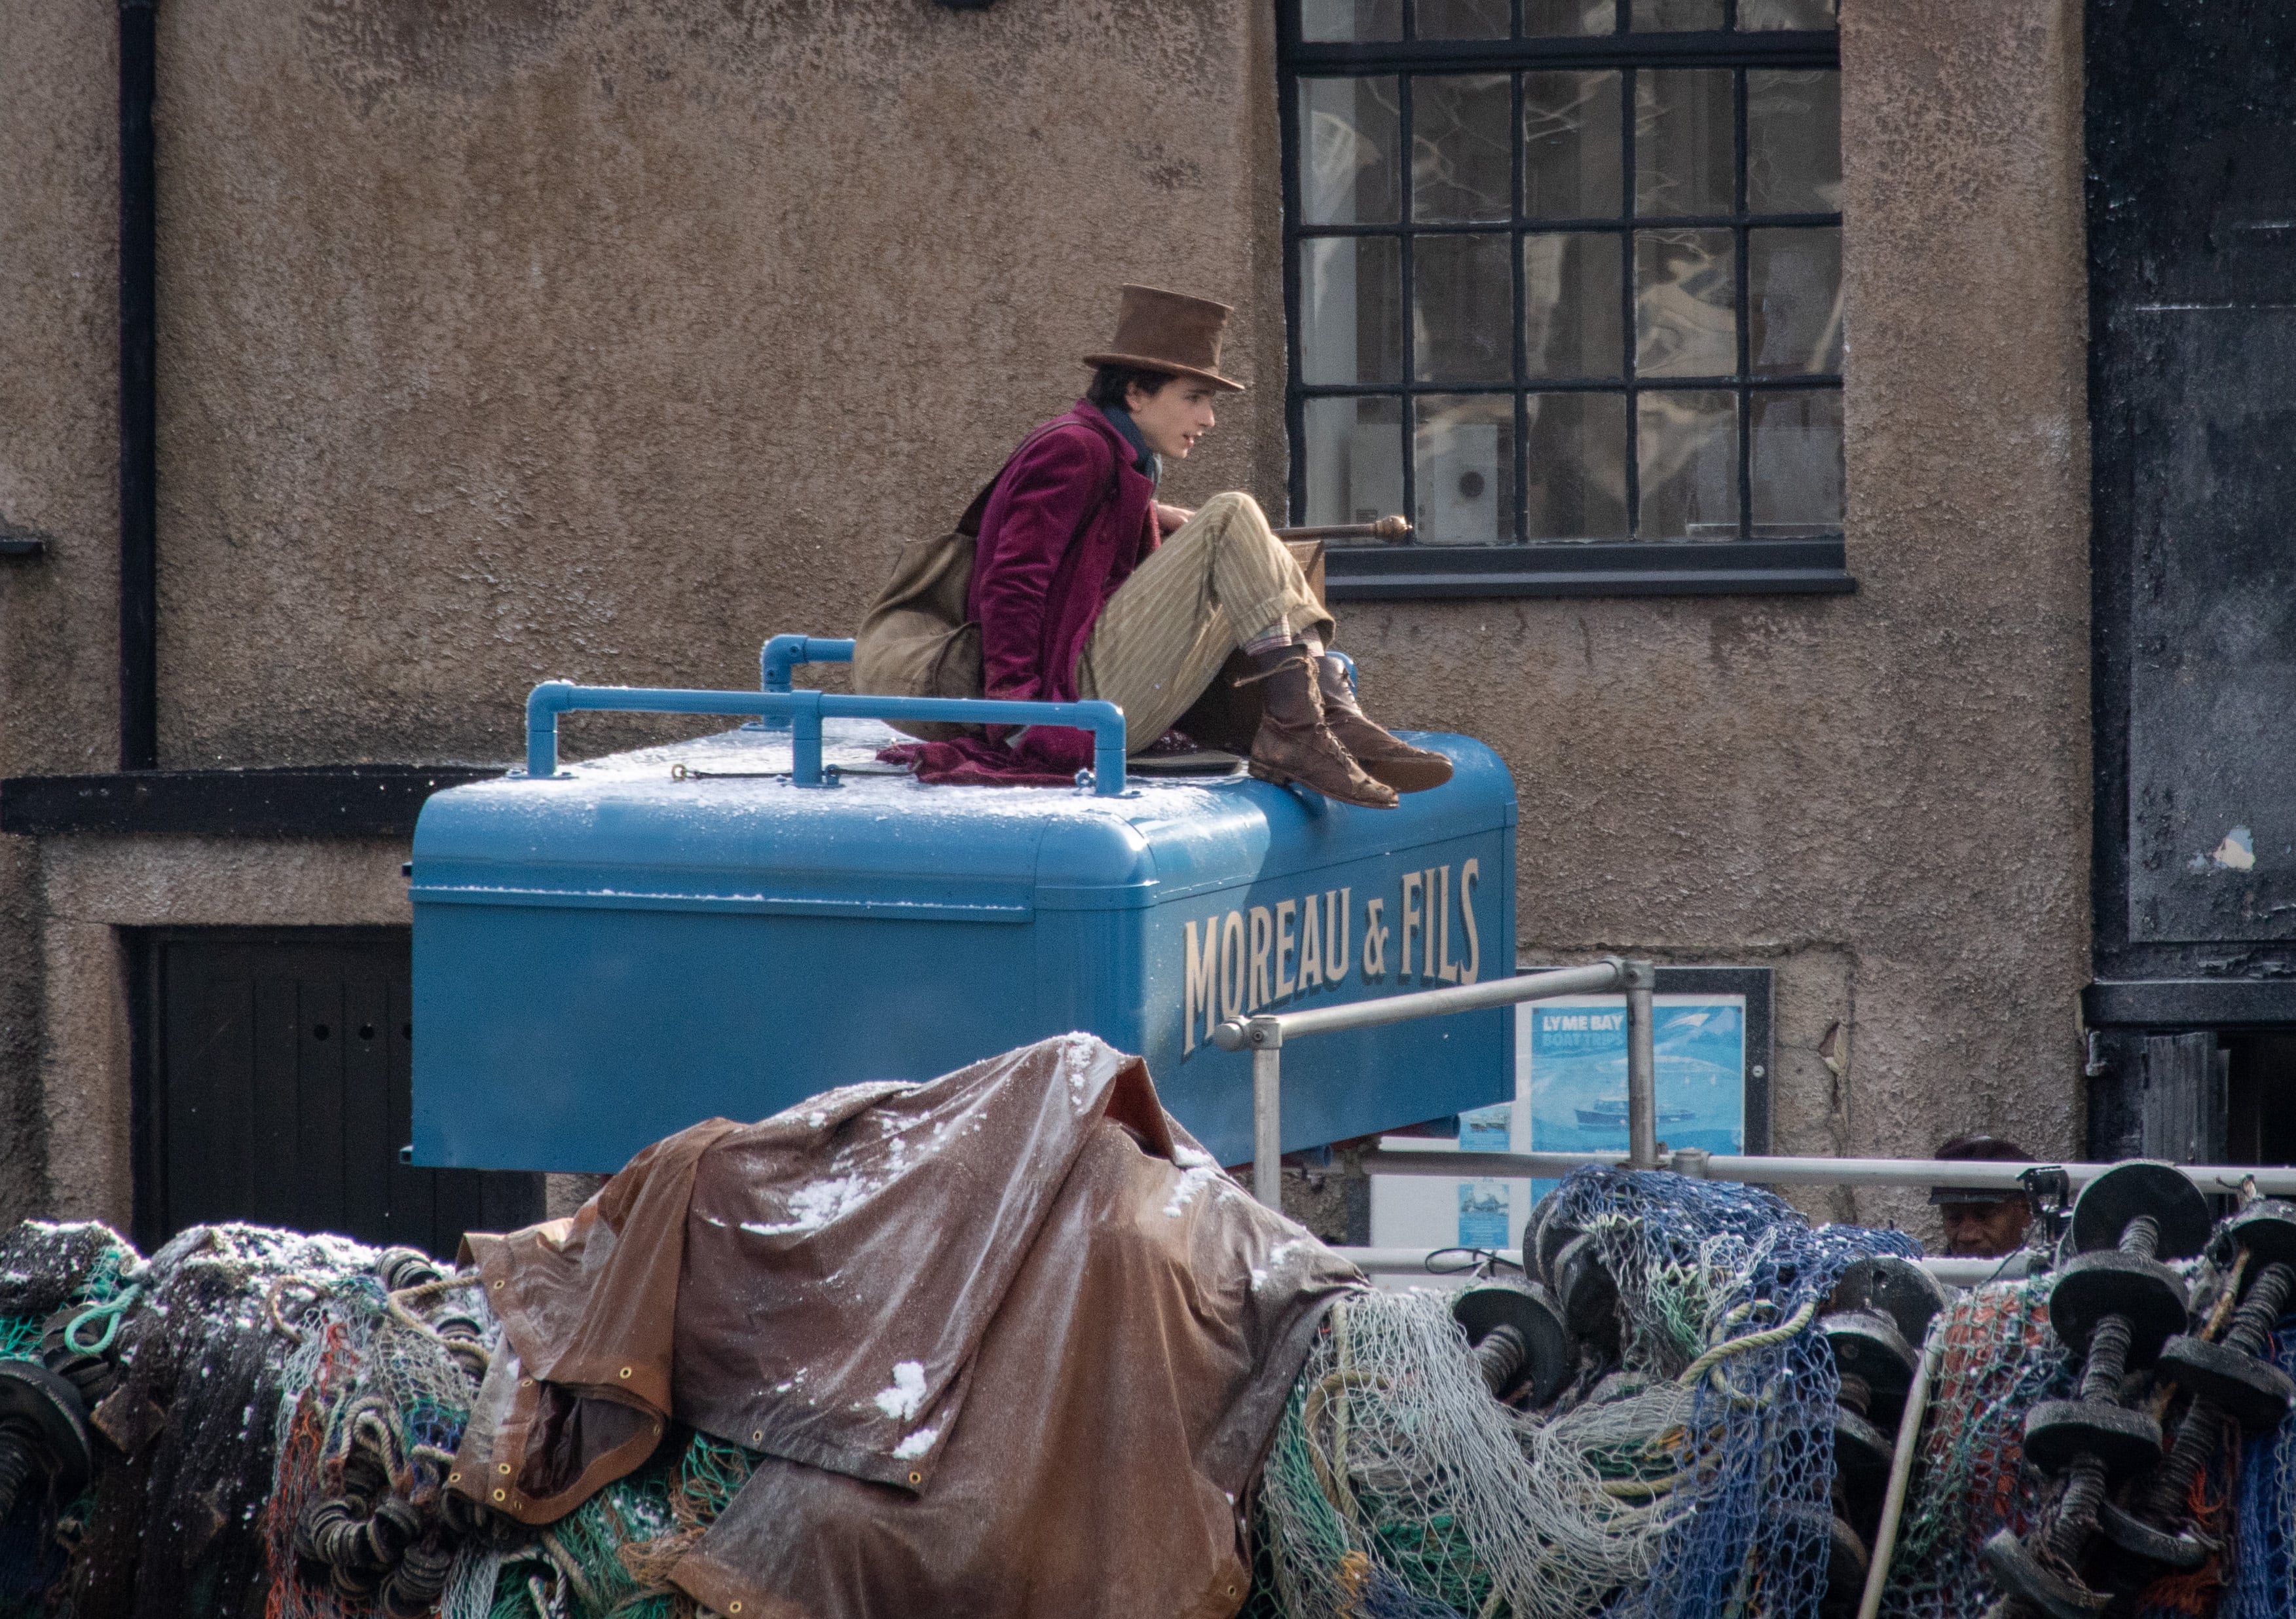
left=267, top=1276, right=324, bottom=1345
left=62, top=1282, right=143, bottom=1355
left=1303, top=1369, right=1379, bottom=1523
left=2202, top=1250, right=2253, bottom=1343
left=385, top=1275, right=486, bottom=1337
left=1676, top=1297, right=1819, bottom=1389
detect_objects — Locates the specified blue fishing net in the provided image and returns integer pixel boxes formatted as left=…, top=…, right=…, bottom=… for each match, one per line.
left=1251, top=1167, right=1918, bottom=1619
left=2223, top=1318, right=2296, bottom=1619
left=1544, top=1170, right=1921, bottom=1619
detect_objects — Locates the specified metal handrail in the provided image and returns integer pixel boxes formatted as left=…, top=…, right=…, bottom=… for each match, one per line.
left=1212, top=958, right=1635, bottom=1047
left=1213, top=951, right=2296, bottom=1211
left=1328, top=1246, right=2035, bottom=1288
left=1360, top=1146, right=2296, bottom=1198
left=1211, top=957, right=1658, bottom=1205
left=521, top=681, right=1130, bottom=794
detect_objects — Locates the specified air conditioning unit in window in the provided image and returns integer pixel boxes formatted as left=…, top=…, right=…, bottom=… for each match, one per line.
left=1348, top=424, right=1402, bottom=526
left=1424, top=424, right=1500, bottom=545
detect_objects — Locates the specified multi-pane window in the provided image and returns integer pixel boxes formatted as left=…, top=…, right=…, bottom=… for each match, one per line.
left=1282, top=1, right=1844, bottom=583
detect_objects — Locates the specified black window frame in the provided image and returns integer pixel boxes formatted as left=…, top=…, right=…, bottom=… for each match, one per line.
left=1278, top=0, right=1853, bottom=599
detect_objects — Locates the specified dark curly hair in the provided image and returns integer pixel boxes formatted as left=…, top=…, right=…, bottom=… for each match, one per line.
left=1084, top=365, right=1177, bottom=409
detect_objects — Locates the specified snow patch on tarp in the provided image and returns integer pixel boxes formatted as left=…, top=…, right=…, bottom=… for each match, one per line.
left=743, top=1176, right=876, bottom=1237
left=1164, top=1164, right=1221, bottom=1217
left=873, top=1362, right=927, bottom=1421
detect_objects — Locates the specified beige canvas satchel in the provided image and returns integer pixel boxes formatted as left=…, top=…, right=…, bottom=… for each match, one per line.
left=851, top=427, right=1119, bottom=744
left=849, top=480, right=999, bottom=743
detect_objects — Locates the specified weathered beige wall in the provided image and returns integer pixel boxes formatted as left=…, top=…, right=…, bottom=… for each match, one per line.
left=156, top=0, right=1289, bottom=766
left=0, top=0, right=2091, bottom=1246
left=0, top=2, right=129, bottom=1221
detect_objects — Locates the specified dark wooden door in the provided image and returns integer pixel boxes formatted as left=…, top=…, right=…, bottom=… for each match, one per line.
left=2140, top=1032, right=2228, bottom=1164
left=137, top=930, right=542, bottom=1257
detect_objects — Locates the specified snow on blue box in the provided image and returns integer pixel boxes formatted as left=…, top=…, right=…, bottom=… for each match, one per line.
left=410, top=654, right=1516, bottom=1173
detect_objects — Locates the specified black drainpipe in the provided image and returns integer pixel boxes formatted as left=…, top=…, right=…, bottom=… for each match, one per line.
left=118, top=0, right=158, bottom=771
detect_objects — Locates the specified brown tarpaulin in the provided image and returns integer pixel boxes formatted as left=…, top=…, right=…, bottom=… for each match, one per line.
left=449, top=1034, right=1362, bottom=1618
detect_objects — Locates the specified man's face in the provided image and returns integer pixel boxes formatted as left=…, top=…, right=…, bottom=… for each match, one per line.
left=1127, top=377, right=1221, bottom=460
left=1940, top=1198, right=2031, bottom=1257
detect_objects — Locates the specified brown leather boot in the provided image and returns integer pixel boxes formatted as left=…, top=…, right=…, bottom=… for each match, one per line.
left=1314, top=655, right=1454, bottom=793
left=1236, top=649, right=1398, bottom=809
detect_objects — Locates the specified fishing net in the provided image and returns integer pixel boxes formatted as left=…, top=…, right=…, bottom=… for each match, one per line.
left=265, top=1246, right=504, bottom=1619
left=60, top=1223, right=401, bottom=1619
left=0, top=1182, right=2284, bottom=1619
left=1250, top=1167, right=1921, bottom=1619
left=463, top=1431, right=758, bottom=1619
left=1876, top=1276, right=2075, bottom=1619
left=2222, top=1318, right=2296, bottom=1619
left=0, top=1223, right=139, bottom=1367
left=0, top=1212, right=772, bottom=1619
left=0, top=1223, right=143, bottom=1613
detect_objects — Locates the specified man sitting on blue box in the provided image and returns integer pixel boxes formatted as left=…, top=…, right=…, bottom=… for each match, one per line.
left=963, top=284, right=1450, bottom=809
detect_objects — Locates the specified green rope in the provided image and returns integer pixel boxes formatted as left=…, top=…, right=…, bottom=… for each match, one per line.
left=63, top=1282, right=143, bottom=1356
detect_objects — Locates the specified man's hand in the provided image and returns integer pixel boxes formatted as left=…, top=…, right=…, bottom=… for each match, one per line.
left=1154, top=502, right=1194, bottom=535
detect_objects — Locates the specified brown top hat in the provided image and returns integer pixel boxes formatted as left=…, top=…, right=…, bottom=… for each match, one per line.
left=1082, top=284, right=1246, bottom=392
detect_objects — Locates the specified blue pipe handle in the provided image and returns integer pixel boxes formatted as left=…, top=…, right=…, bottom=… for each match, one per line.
left=760, top=635, right=855, bottom=693
left=524, top=682, right=1129, bottom=795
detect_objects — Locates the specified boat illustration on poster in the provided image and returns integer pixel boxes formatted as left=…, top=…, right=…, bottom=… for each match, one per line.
left=1573, top=1099, right=1697, bottom=1128
left=1523, top=996, right=1747, bottom=1199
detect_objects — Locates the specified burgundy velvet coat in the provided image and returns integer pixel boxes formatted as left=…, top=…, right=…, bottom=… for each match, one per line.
left=967, top=401, right=1160, bottom=706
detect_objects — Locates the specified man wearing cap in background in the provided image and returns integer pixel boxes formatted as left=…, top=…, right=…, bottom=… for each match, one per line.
left=963, top=284, right=1450, bottom=808
left=1931, top=1134, right=2035, bottom=1257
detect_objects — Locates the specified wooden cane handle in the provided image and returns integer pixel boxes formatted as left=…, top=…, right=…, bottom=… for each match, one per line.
left=1272, top=515, right=1413, bottom=542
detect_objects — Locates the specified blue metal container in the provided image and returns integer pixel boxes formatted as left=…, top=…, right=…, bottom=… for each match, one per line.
left=410, top=646, right=1517, bottom=1172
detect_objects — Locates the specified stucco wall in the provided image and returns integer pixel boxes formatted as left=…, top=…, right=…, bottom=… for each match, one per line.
left=155, top=0, right=1289, bottom=766
left=0, top=0, right=2091, bottom=1243
left=0, top=1, right=128, bottom=1221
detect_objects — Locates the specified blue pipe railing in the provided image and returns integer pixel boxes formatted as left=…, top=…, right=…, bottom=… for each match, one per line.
left=760, top=635, right=855, bottom=694
left=523, top=682, right=1130, bottom=795
left=758, top=636, right=857, bottom=733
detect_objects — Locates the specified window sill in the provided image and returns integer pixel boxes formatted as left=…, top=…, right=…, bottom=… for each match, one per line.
left=1323, top=538, right=1855, bottom=601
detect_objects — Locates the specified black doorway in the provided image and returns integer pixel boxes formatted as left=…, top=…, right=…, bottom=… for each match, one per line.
left=2084, top=0, right=2296, bottom=1132
left=130, top=929, right=542, bottom=1257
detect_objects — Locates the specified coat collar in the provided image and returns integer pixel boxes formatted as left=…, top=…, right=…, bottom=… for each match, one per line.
left=1061, top=400, right=1159, bottom=501
left=1094, top=403, right=1162, bottom=485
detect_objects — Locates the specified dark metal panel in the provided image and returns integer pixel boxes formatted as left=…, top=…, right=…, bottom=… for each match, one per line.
left=2083, top=977, right=2296, bottom=1030
left=477, top=1170, right=546, bottom=1238
left=2088, top=0, right=2296, bottom=986
left=2122, top=308, right=2296, bottom=942
left=0, top=765, right=502, bottom=839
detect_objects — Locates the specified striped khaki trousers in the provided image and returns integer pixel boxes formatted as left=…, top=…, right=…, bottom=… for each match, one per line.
left=1074, top=493, right=1333, bottom=752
